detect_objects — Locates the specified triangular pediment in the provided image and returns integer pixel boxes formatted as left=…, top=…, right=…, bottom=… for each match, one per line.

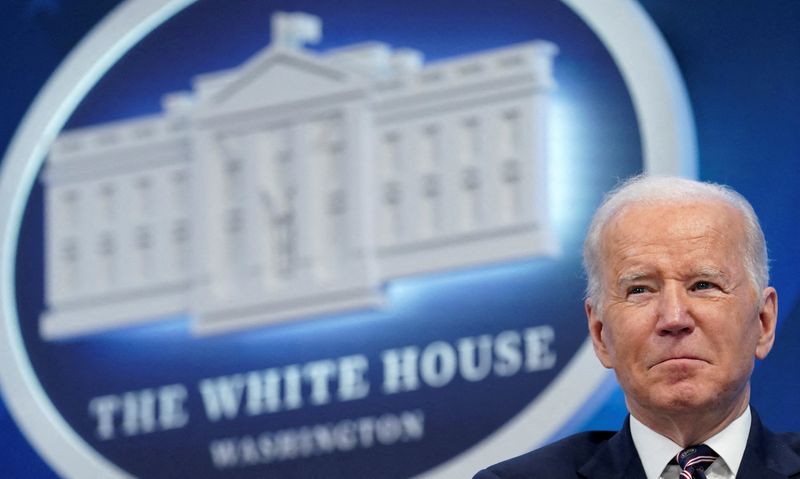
left=192, top=47, right=365, bottom=119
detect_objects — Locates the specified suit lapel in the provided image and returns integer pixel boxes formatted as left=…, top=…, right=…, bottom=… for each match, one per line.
left=737, top=411, right=800, bottom=479
left=578, top=417, right=647, bottom=479
left=575, top=410, right=800, bottom=478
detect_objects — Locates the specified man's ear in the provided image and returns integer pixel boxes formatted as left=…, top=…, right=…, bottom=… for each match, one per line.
left=586, top=299, right=613, bottom=369
left=755, top=287, right=778, bottom=360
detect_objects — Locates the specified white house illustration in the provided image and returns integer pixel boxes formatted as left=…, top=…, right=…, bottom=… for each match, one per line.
left=40, top=12, right=559, bottom=339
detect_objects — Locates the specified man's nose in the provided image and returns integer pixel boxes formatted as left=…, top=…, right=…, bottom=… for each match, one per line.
left=656, top=284, right=695, bottom=336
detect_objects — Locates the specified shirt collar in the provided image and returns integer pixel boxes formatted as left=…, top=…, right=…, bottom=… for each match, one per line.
left=629, top=406, right=751, bottom=479
left=704, top=406, right=750, bottom=476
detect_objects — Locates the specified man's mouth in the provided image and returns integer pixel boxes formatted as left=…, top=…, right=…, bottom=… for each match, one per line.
left=650, top=356, right=708, bottom=369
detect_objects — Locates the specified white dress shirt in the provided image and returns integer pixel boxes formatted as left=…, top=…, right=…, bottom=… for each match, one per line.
left=629, top=407, right=751, bottom=479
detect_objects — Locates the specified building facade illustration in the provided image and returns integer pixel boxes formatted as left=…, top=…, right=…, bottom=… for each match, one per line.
left=41, top=12, right=559, bottom=339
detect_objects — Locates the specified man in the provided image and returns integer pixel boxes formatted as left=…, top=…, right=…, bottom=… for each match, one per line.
left=474, top=175, right=800, bottom=478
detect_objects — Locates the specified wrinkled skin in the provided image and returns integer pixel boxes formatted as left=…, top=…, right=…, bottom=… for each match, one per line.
left=586, top=201, right=777, bottom=446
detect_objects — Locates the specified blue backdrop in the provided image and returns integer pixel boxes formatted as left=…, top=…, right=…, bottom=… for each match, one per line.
left=1, top=1, right=798, bottom=477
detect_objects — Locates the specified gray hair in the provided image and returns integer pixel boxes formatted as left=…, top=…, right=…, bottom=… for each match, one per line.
left=582, top=175, right=769, bottom=308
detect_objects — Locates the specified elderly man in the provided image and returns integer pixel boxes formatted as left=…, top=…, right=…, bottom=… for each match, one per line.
left=475, top=175, right=800, bottom=478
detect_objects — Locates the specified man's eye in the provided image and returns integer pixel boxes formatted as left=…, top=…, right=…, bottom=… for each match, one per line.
left=628, top=286, right=647, bottom=295
left=692, top=281, right=715, bottom=291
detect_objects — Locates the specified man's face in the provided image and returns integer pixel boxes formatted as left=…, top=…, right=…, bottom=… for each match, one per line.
left=586, top=201, right=777, bottom=420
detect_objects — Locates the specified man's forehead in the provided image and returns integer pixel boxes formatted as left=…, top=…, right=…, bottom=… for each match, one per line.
left=599, top=200, right=748, bottom=270
left=604, top=200, right=744, bottom=241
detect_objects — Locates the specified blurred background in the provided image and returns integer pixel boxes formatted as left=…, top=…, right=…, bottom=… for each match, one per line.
left=1, top=1, right=798, bottom=477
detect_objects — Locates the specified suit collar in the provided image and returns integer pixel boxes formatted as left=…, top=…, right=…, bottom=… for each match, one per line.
left=578, top=417, right=647, bottom=479
left=576, top=411, right=800, bottom=479
left=737, top=410, right=800, bottom=478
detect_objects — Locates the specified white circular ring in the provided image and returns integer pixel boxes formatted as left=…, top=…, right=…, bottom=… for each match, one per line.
left=0, top=0, right=696, bottom=477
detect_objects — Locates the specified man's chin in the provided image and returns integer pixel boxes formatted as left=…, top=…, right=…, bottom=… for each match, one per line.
left=643, top=385, right=714, bottom=412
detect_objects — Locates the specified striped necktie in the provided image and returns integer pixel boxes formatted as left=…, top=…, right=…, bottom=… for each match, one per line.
left=676, top=444, right=718, bottom=479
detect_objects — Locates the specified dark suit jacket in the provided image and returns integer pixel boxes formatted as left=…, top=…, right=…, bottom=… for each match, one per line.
left=473, top=412, right=800, bottom=478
